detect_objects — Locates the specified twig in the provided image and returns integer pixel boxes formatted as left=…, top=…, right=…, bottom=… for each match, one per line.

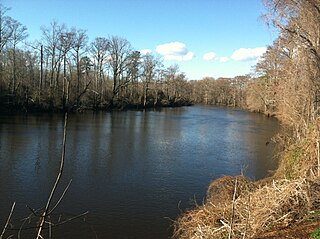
left=18, top=211, right=37, bottom=238
left=48, top=217, right=52, bottom=239
left=36, top=113, right=68, bottom=239
left=26, top=205, right=40, bottom=217
left=228, top=177, right=238, bottom=239
left=0, top=201, right=16, bottom=239
left=10, top=211, right=89, bottom=232
left=317, top=140, right=320, bottom=177
left=49, top=179, right=72, bottom=214
left=50, top=211, right=89, bottom=227
left=220, top=219, right=231, bottom=229
left=242, top=193, right=251, bottom=239
left=90, top=225, right=99, bottom=239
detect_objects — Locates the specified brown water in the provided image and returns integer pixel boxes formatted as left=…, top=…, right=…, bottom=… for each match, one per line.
left=0, top=106, right=278, bottom=239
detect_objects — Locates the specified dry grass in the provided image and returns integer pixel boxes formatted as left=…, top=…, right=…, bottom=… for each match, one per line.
left=274, top=122, right=320, bottom=179
left=173, top=176, right=320, bottom=239
left=173, top=176, right=254, bottom=239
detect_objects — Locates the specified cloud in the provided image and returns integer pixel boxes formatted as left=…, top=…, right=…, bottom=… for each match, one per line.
left=139, top=49, right=152, bottom=55
left=156, top=42, right=194, bottom=61
left=231, top=47, right=267, bottom=61
left=219, top=57, right=229, bottom=62
left=203, top=52, right=217, bottom=61
left=163, top=51, right=194, bottom=61
left=203, top=52, right=229, bottom=63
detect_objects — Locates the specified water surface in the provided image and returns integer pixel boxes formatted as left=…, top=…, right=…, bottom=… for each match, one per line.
left=0, top=106, right=278, bottom=238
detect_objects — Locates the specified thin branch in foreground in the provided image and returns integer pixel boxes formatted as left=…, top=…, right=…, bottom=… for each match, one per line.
left=36, top=113, right=68, bottom=239
left=49, top=179, right=72, bottom=215
left=50, top=211, right=89, bottom=227
left=26, top=205, right=41, bottom=217
left=0, top=201, right=16, bottom=239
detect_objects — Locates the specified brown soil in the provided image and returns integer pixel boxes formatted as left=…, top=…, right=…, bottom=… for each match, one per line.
left=252, top=222, right=320, bottom=239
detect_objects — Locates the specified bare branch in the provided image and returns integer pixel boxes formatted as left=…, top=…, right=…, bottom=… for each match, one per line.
left=0, top=201, right=16, bottom=239
left=36, top=113, right=68, bottom=238
left=50, top=211, right=89, bottom=227
left=49, top=179, right=72, bottom=214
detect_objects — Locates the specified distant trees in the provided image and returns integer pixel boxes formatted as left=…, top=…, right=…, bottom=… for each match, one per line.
left=141, top=53, right=158, bottom=107
left=4, top=0, right=319, bottom=122
left=107, top=36, right=132, bottom=108
left=0, top=5, right=194, bottom=112
left=90, top=37, right=109, bottom=108
left=3, top=3, right=278, bottom=113
left=0, top=4, right=29, bottom=107
left=189, top=76, right=249, bottom=108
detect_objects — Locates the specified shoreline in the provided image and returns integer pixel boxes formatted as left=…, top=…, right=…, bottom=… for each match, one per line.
left=172, top=109, right=320, bottom=239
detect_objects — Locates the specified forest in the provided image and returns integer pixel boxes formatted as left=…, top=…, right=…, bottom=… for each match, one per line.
left=0, top=4, right=196, bottom=112
left=0, top=3, right=289, bottom=114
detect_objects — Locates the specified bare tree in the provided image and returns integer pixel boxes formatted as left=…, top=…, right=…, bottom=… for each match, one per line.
left=260, top=0, right=320, bottom=140
left=90, top=37, right=109, bottom=108
left=8, top=19, right=28, bottom=95
left=106, top=35, right=132, bottom=108
left=126, top=50, right=141, bottom=104
left=70, top=28, right=88, bottom=107
left=0, top=4, right=13, bottom=92
left=141, top=53, right=159, bottom=107
left=58, top=30, right=75, bottom=110
left=0, top=4, right=13, bottom=53
left=40, top=21, right=65, bottom=105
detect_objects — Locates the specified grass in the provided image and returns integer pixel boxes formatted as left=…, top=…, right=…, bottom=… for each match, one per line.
left=311, top=228, right=320, bottom=239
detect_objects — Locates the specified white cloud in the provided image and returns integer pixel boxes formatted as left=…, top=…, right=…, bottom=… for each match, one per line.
left=182, top=51, right=194, bottom=61
left=203, top=52, right=229, bottom=62
left=163, top=52, right=195, bottom=61
left=203, top=52, right=217, bottom=61
left=156, top=42, right=194, bottom=61
left=219, top=57, right=229, bottom=62
left=139, top=49, right=152, bottom=55
left=156, top=42, right=187, bottom=55
left=231, top=47, right=267, bottom=61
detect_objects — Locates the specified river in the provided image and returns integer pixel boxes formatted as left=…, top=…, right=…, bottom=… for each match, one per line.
left=0, top=105, right=278, bottom=239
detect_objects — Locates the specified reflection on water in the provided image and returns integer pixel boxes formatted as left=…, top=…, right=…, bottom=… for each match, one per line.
left=0, top=106, right=278, bottom=239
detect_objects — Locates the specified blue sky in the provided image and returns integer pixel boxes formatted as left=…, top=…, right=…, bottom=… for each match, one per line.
left=2, top=0, right=277, bottom=79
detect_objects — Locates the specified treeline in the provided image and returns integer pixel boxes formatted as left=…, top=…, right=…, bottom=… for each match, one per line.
left=0, top=3, right=294, bottom=114
left=0, top=5, right=194, bottom=112
left=196, top=0, right=320, bottom=134
left=250, top=0, right=320, bottom=156
left=2, top=0, right=319, bottom=132
left=0, top=4, right=281, bottom=114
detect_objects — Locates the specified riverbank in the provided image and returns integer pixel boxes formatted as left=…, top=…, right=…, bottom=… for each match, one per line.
left=173, top=116, right=320, bottom=239
left=0, top=97, right=193, bottom=114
